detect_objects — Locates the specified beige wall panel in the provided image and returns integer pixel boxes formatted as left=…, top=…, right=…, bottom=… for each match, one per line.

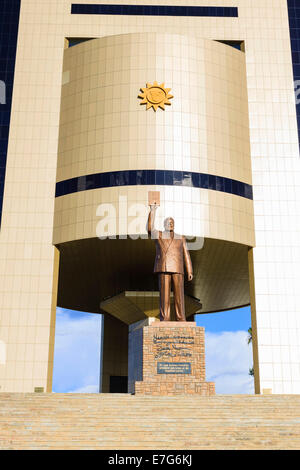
left=54, top=186, right=255, bottom=247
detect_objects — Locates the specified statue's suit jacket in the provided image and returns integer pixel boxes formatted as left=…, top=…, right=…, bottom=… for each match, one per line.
left=153, top=231, right=193, bottom=275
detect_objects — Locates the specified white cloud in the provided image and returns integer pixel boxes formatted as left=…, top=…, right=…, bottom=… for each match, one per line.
left=205, top=330, right=254, bottom=394
left=53, top=309, right=254, bottom=395
left=53, top=308, right=102, bottom=393
left=67, top=384, right=100, bottom=393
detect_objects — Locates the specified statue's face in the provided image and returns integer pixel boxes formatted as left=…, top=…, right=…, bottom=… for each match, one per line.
left=164, top=217, right=174, bottom=231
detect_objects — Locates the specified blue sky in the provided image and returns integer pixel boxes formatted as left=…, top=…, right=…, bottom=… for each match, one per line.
left=53, top=306, right=254, bottom=394
left=196, top=307, right=251, bottom=333
left=53, top=308, right=102, bottom=393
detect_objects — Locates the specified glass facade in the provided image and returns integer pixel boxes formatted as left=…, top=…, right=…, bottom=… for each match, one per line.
left=55, top=170, right=253, bottom=200
left=71, top=4, right=238, bottom=17
left=0, top=0, right=21, bottom=226
left=288, top=0, right=300, bottom=150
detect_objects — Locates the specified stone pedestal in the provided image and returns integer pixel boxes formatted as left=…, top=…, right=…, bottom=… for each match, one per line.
left=128, top=318, right=215, bottom=396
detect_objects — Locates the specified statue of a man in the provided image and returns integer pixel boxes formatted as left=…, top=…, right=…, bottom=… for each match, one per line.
left=147, top=204, right=193, bottom=321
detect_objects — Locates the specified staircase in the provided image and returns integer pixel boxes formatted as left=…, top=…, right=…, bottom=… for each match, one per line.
left=0, top=394, right=300, bottom=450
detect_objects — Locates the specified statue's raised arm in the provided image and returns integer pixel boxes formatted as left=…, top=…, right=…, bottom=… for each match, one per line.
left=147, top=204, right=158, bottom=236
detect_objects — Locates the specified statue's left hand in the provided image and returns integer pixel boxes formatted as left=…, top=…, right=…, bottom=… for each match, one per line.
left=188, top=273, right=193, bottom=281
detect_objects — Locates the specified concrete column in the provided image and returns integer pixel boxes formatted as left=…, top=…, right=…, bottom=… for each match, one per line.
left=248, top=248, right=260, bottom=395
left=101, top=314, right=128, bottom=393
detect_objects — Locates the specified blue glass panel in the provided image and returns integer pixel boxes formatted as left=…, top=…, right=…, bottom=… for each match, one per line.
left=224, top=178, right=232, bottom=194
left=129, top=170, right=136, bottom=185
left=102, top=172, right=109, bottom=187
left=0, top=0, right=21, bottom=226
left=216, top=176, right=225, bottom=192
left=165, top=171, right=173, bottom=186
left=244, top=184, right=253, bottom=200
left=200, top=174, right=209, bottom=189
left=146, top=170, right=155, bottom=185
left=232, top=180, right=238, bottom=196
left=208, top=174, right=216, bottom=190
left=183, top=172, right=192, bottom=187
left=136, top=169, right=146, bottom=185
left=191, top=172, right=199, bottom=188
left=155, top=170, right=165, bottom=185
left=55, top=170, right=253, bottom=200
left=173, top=171, right=183, bottom=185
left=71, top=4, right=238, bottom=18
left=288, top=0, right=300, bottom=152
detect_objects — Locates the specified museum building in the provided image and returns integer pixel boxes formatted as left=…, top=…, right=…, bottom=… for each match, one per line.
left=0, top=0, right=300, bottom=394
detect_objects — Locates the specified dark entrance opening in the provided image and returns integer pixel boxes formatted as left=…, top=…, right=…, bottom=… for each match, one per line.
left=110, top=376, right=128, bottom=393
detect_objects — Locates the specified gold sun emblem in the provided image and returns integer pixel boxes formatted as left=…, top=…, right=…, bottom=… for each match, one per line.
left=138, top=82, right=173, bottom=111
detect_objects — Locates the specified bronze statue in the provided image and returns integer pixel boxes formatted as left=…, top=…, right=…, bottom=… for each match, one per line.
left=147, top=202, right=193, bottom=322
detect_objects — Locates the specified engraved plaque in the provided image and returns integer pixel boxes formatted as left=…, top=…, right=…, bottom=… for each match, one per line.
left=157, top=362, right=191, bottom=374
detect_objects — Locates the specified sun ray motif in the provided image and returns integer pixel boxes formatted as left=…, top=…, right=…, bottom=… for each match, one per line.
left=138, top=81, right=173, bottom=111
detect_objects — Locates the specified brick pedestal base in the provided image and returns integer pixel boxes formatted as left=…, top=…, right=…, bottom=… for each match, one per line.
left=129, top=319, right=215, bottom=396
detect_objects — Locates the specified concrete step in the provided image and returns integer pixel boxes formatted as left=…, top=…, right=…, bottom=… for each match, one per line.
left=0, top=394, right=300, bottom=449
